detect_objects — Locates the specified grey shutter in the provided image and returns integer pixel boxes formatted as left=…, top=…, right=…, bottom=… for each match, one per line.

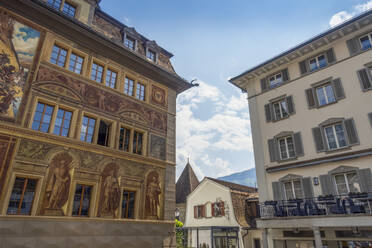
left=332, top=78, right=345, bottom=100
left=293, top=132, right=304, bottom=157
left=368, top=113, right=372, bottom=127
left=261, top=78, right=268, bottom=91
left=357, top=68, right=372, bottom=91
left=299, top=60, right=308, bottom=75
left=312, top=127, right=325, bottom=152
left=268, top=138, right=279, bottom=162
left=359, top=168, right=372, bottom=193
left=346, top=38, right=361, bottom=55
left=269, top=103, right=275, bottom=121
left=264, top=104, right=272, bottom=122
left=319, top=174, right=336, bottom=195
left=326, top=48, right=336, bottom=64
left=302, top=177, right=313, bottom=199
left=305, top=88, right=316, bottom=108
left=286, top=96, right=295, bottom=114
left=272, top=181, right=284, bottom=201
left=344, top=118, right=359, bottom=145
left=281, top=68, right=289, bottom=82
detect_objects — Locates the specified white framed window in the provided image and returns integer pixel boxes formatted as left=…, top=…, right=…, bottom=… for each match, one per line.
left=309, top=54, right=327, bottom=72
left=273, top=99, right=288, bottom=120
left=324, top=123, right=347, bottom=150
left=359, top=33, right=372, bottom=51
left=269, top=73, right=283, bottom=88
left=278, top=136, right=295, bottom=160
left=283, top=180, right=303, bottom=200
left=315, top=84, right=336, bottom=106
left=334, top=172, right=360, bottom=195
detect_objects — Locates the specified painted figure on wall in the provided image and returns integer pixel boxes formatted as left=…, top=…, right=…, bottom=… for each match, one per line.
left=98, top=163, right=120, bottom=218
left=0, top=11, right=40, bottom=119
left=145, top=171, right=161, bottom=219
left=42, top=152, right=73, bottom=216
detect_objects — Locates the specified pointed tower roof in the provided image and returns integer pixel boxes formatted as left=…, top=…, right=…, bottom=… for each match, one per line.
left=176, top=161, right=200, bottom=204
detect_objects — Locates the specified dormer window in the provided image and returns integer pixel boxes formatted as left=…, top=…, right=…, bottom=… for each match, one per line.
left=62, top=2, right=76, bottom=17
left=124, top=36, right=135, bottom=50
left=146, top=49, right=156, bottom=62
left=47, top=0, right=62, bottom=10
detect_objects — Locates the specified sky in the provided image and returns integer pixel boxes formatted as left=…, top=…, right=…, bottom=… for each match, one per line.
left=100, top=0, right=372, bottom=180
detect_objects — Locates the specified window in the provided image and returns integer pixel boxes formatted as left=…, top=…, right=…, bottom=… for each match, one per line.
left=68, top=52, right=83, bottom=74
left=97, top=120, right=111, bottom=147
left=278, top=136, right=295, bottom=160
left=32, top=102, right=54, bottom=133
left=124, top=77, right=134, bottom=96
left=105, top=69, right=117, bottom=89
left=309, top=54, right=327, bottom=72
left=136, top=82, right=145, bottom=101
left=72, top=184, right=92, bottom=217
left=212, top=202, right=225, bottom=217
left=133, top=131, right=143, bottom=155
left=124, top=36, right=135, bottom=50
left=122, top=191, right=135, bottom=218
left=324, top=123, right=347, bottom=150
left=359, top=33, right=372, bottom=51
left=269, top=73, right=283, bottom=88
left=146, top=49, right=156, bottom=62
left=119, top=126, right=130, bottom=152
left=254, top=239, right=261, bottom=248
left=62, top=2, right=76, bottom=17
left=283, top=180, right=303, bottom=200
left=91, top=62, right=104, bottom=83
left=273, top=99, right=288, bottom=120
left=53, top=108, right=72, bottom=137
left=7, top=177, right=38, bottom=215
left=315, top=84, right=336, bottom=106
left=47, top=0, right=62, bottom=10
left=357, top=66, right=372, bottom=91
left=334, top=172, right=360, bottom=195
left=80, top=116, right=96, bottom=143
left=194, top=205, right=205, bottom=218
left=50, top=45, right=67, bottom=67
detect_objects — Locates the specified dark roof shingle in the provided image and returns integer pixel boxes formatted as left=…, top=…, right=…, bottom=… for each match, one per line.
left=176, top=162, right=199, bottom=204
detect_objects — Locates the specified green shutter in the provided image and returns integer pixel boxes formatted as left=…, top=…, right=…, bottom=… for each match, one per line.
left=332, top=78, right=345, bottom=100
left=319, top=174, right=336, bottom=195
left=302, top=177, right=313, bottom=199
left=286, top=96, right=295, bottom=114
left=305, top=88, right=316, bottom=108
left=293, top=132, right=304, bottom=157
left=261, top=78, right=268, bottom=92
left=299, top=60, right=308, bottom=75
left=312, top=127, right=325, bottom=152
left=281, top=68, right=289, bottom=82
left=264, top=104, right=272, bottom=122
left=357, top=68, right=372, bottom=91
left=344, top=118, right=359, bottom=145
left=326, top=48, right=336, bottom=64
left=359, top=168, right=372, bottom=193
left=272, top=181, right=284, bottom=201
left=346, top=38, right=361, bottom=55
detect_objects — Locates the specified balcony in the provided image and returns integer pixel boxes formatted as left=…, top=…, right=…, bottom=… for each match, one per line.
left=259, top=192, right=372, bottom=219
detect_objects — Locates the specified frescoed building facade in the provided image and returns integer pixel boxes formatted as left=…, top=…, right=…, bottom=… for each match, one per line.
left=230, top=9, right=372, bottom=248
left=0, top=0, right=192, bottom=247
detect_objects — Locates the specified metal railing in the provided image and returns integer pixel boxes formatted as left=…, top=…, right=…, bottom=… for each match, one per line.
left=259, top=192, right=372, bottom=219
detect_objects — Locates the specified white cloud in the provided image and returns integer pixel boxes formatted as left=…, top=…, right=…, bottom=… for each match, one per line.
left=176, top=80, right=252, bottom=180
left=12, top=22, right=39, bottom=56
left=329, top=1, right=372, bottom=27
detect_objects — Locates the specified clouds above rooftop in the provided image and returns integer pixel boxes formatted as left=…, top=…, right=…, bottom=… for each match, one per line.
left=329, top=0, right=372, bottom=27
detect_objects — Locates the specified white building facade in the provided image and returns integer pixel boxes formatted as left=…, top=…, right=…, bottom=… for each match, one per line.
left=230, top=10, right=372, bottom=248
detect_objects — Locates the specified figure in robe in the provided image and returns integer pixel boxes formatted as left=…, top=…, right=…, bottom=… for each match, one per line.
left=145, top=171, right=161, bottom=218
left=98, top=163, right=120, bottom=218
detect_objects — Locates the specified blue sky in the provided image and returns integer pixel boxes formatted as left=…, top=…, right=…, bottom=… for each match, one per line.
left=100, top=0, right=372, bottom=180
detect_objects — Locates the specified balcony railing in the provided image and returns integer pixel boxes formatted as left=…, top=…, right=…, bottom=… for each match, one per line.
left=259, top=192, right=372, bottom=219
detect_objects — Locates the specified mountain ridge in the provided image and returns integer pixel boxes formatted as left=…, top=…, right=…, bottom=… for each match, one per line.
left=217, top=168, right=256, bottom=187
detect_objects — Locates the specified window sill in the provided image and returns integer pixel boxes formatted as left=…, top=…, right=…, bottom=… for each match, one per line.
left=272, top=115, right=290, bottom=123
left=315, top=100, right=338, bottom=109
left=324, top=146, right=352, bottom=154
left=277, top=157, right=297, bottom=163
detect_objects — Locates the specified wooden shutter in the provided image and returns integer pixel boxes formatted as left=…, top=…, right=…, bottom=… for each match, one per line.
left=264, top=104, right=272, bottom=122
left=312, top=127, right=325, bottom=152
left=344, top=118, right=359, bottom=145
left=194, top=206, right=197, bottom=218
left=220, top=202, right=225, bottom=216
left=305, top=88, right=316, bottom=108
left=332, top=78, right=345, bottom=100
left=272, top=181, right=284, bottom=201
left=202, top=205, right=206, bottom=217
left=368, top=113, right=372, bottom=127
left=299, top=60, right=308, bottom=75
left=319, top=174, right=336, bottom=195
left=261, top=78, right=268, bottom=92
left=293, top=132, right=304, bottom=157
left=302, top=177, right=313, bottom=199
left=268, top=139, right=279, bottom=162
left=326, top=48, right=336, bottom=64
left=286, top=96, right=295, bottom=114
left=357, top=68, right=372, bottom=91
left=281, top=68, right=289, bottom=82
left=211, top=203, right=215, bottom=217
left=359, top=168, right=372, bottom=193
left=346, top=38, right=361, bottom=55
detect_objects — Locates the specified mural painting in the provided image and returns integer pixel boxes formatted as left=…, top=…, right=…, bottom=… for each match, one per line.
left=151, top=85, right=167, bottom=107
left=97, top=163, right=120, bottom=218
left=0, top=135, right=16, bottom=197
left=149, top=134, right=166, bottom=161
left=0, top=11, right=40, bottom=119
left=42, top=152, right=74, bottom=216
left=145, top=170, right=161, bottom=219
